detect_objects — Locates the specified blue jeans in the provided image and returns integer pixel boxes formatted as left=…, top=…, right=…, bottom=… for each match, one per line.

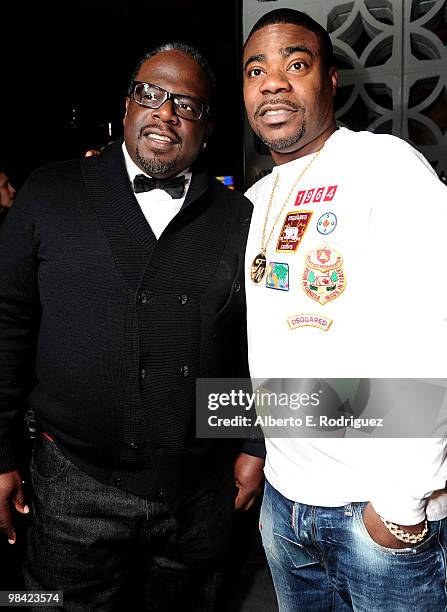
left=23, top=435, right=233, bottom=611
left=260, top=480, right=447, bottom=611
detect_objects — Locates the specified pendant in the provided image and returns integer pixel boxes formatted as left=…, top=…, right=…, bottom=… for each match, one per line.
left=251, top=252, right=267, bottom=283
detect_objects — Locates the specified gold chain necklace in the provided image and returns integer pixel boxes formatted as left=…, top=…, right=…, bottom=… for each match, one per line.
left=250, top=147, right=324, bottom=283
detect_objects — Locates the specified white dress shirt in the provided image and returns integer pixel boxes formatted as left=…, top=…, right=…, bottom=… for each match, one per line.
left=122, top=143, right=191, bottom=239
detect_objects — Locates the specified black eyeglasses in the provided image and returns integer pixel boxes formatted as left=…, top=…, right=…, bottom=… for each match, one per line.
left=131, top=81, right=209, bottom=121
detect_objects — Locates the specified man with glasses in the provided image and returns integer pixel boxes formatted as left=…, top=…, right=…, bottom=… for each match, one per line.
left=0, top=43, right=264, bottom=610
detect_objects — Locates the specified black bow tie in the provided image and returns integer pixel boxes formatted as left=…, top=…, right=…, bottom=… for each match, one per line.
left=133, top=174, right=186, bottom=199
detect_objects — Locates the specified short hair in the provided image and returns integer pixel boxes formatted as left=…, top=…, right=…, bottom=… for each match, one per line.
left=127, top=42, right=216, bottom=110
left=244, top=8, right=334, bottom=69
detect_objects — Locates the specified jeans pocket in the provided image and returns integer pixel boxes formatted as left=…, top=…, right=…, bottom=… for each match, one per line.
left=31, top=437, right=71, bottom=482
left=354, top=502, right=439, bottom=556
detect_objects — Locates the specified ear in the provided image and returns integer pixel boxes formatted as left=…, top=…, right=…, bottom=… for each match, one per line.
left=329, top=68, right=338, bottom=97
left=204, top=117, right=214, bottom=141
left=123, top=97, right=130, bottom=126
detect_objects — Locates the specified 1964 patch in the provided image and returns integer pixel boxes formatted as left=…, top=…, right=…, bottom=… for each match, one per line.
left=266, top=262, right=289, bottom=291
left=301, top=246, right=345, bottom=305
left=276, top=211, right=312, bottom=253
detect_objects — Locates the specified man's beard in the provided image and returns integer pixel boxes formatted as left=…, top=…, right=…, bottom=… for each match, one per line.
left=258, top=123, right=306, bottom=152
left=136, top=146, right=176, bottom=176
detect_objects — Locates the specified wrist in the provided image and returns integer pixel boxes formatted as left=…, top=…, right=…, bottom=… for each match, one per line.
left=379, top=515, right=428, bottom=544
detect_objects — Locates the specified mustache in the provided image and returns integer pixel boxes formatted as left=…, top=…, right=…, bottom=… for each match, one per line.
left=254, top=98, right=304, bottom=118
left=138, top=124, right=181, bottom=144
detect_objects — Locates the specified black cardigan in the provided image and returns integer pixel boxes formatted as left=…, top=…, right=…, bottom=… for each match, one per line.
left=0, top=141, right=259, bottom=506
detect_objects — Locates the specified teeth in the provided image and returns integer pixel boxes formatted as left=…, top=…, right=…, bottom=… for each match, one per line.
left=265, top=109, right=289, bottom=116
left=148, top=133, right=172, bottom=142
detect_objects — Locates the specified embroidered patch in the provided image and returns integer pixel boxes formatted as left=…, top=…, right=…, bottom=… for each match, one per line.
left=287, top=313, right=333, bottom=331
left=294, top=185, right=338, bottom=206
left=303, top=189, right=314, bottom=205
left=301, top=246, right=345, bottom=305
left=266, top=262, right=289, bottom=291
left=317, top=212, right=337, bottom=235
left=295, top=190, right=307, bottom=206
left=276, top=211, right=312, bottom=253
left=323, top=185, right=338, bottom=201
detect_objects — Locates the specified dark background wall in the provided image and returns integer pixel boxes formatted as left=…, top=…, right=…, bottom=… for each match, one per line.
left=1, top=0, right=246, bottom=189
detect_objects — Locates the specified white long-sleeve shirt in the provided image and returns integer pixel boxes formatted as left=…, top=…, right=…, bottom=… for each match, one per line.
left=244, top=127, right=447, bottom=524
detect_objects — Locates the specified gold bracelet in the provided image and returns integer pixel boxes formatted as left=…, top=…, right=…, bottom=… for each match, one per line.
left=379, top=516, right=428, bottom=544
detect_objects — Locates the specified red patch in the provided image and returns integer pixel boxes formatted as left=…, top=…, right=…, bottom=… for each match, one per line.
left=294, top=190, right=306, bottom=206
left=276, top=211, right=313, bottom=252
left=304, top=189, right=315, bottom=204
left=324, top=185, right=338, bottom=201
left=313, top=187, right=325, bottom=202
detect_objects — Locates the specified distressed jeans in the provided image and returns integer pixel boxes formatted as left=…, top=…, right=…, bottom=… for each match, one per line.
left=23, top=435, right=233, bottom=611
left=260, top=479, right=447, bottom=611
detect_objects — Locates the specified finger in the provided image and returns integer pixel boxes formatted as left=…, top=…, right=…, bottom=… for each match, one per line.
left=13, top=496, right=30, bottom=514
left=12, top=484, right=30, bottom=515
left=0, top=504, right=16, bottom=544
left=239, top=493, right=257, bottom=512
left=234, top=488, right=252, bottom=512
left=242, top=496, right=256, bottom=512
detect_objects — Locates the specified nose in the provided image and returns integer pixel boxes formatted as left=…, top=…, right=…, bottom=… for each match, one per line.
left=260, top=69, right=292, bottom=95
left=9, top=184, right=16, bottom=197
left=152, top=98, right=179, bottom=124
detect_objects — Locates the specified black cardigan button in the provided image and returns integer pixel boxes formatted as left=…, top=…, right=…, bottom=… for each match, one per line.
left=178, top=294, right=189, bottom=305
left=137, top=291, right=152, bottom=304
left=180, top=365, right=190, bottom=377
